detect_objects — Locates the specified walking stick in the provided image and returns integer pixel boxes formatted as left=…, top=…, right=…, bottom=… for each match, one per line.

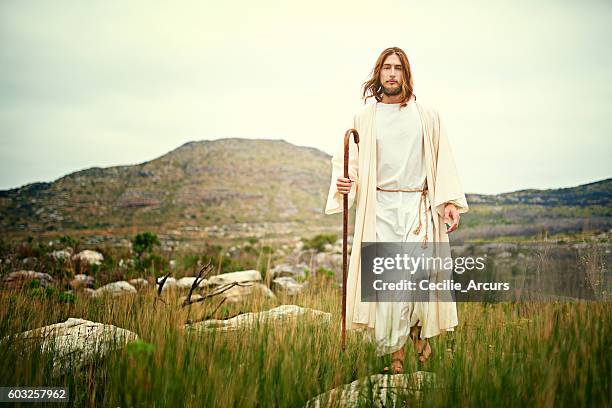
left=342, top=128, right=359, bottom=352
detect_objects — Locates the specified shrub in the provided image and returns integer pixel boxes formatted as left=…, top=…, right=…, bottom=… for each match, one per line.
left=132, top=232, right=161, bottom=258
left=302, top=234, right=337, bottom=252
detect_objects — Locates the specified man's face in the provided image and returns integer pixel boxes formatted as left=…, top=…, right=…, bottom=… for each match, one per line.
left=379, top=53, right=403, bottom=96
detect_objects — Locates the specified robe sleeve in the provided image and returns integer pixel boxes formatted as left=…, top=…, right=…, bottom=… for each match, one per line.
left=324, top=115, right=359, bottom=215
left=432, top=110, right=469, bottom=219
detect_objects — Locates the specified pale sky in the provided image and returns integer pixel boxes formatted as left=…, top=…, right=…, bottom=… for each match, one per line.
left=1, top=0, right=611, bottom=194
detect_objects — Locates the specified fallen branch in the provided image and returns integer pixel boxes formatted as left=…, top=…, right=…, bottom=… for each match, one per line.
left=182, top=281, right=253, bottom=306
left=153, top=271, right=172, bottom=308
left=182, top=260, right=214, bottom=306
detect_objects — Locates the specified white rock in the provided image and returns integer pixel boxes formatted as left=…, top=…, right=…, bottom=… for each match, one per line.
left=186, top=305, right=330, bottom=332
left=207, top=270, right=262, bottom=286
left=270, top=263, right=308, bottom=280
left=92, top=281, right=137, bottom=298
left=158, top=277, right=177, bottom=292
left=128, top=278, right=149, bottom=289
left=70, top=274, right=94, bottom=289
left=214, top=283, right=276, bottom=303
left=7, top=318, right=139, bottom=375
left=49, top=250, right=72, bottom=261
left=272, top=277, right=308, bottom=296
left=176, top=277, right=209, bottom=289
left=305, top=371, right=438, bottom=408
left=2, top=270, right=54, bottom=289
left=72, top=250, right=104, bottom=266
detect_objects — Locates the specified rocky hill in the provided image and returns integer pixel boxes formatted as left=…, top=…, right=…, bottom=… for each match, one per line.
left=0, top=138, right=610, bottom=244
left=0, top=139, right=331, bottom=236
left=467, top=178, right=612, bottom=206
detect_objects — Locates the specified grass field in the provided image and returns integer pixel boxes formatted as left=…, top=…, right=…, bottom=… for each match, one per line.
left=1, top=276, right=610, bottom=407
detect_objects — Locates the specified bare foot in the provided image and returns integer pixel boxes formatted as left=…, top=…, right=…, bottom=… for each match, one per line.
left=383, top=347, right=405, bottom=374
left=410, top=326, right=425, bottom=355
left=418, top=339, right=432, bottom=363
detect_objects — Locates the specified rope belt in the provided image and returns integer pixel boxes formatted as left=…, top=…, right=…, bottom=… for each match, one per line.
left=376, top=186, right=429, bottom=248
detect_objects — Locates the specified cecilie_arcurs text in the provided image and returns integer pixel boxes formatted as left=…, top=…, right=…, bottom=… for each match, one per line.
left=372, top=279, right=510, bottom=292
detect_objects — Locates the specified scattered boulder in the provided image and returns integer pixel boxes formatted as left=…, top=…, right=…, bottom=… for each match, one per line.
left=214, top=283, right=276, bottom=303
left=7, top=318, right=138, bottom=374
left=180, top=294, right=204, bottom=305
left=185, top=304, right=331, bottom=332
left=2, top=270, right=54, bottom=290
left=83, top=288, right=96, bottom=297
left=206, top=270, right=262, bottom=286
left=91, top=281, right=137, bottom=298
left=70, top=274, right=94, bottom=290
left=49, top=249, right=72, bottom=261
left=305, top=371, right=438, bottom=408
left=72, top=250, right=104, bottom=266
left=128, top=278, right=149, bottom=290
left=315, top=252, right=342, bottom=267
left=176, top=277, right=209, bottom=290
left=272, top=277, right=308, bottom=296
left=159, top=277, right=177, bottom=292
left=270, top=263, right=308, bottom=280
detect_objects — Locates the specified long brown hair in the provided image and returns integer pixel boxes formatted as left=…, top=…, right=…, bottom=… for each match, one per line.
left=362, top=47, right=415, bottom=108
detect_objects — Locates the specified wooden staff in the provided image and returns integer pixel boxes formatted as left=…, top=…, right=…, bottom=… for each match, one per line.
left=342, top=128, right=359, bottom=352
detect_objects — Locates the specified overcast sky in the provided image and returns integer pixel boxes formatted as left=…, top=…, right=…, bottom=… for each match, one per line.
left=1, top=0, right=611, bottom=194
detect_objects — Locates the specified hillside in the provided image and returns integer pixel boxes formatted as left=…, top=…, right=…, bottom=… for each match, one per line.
left=0, top=138, right=610, bottom=244
left=0, top=139, right=331, bottom=237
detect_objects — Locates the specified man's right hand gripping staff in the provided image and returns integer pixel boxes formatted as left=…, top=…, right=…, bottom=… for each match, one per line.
left=336, top=177, right=354, bottom=194
left=324, top=136, right=359, bottom=215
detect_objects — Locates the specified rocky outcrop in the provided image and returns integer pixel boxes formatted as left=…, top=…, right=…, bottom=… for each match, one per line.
left=7, top=318, right=139, bottom=374
left=176, top=276, right=209, bottom=289
left=159, top=277, right=177, bottom=292
left=270, top=263, right=309, bottom=280
left=70, top=274, right=94, bottom=290
left=2, top=270, right=54, bottom=289
left=305, top=371, right=438, bottom=408
left=72, top=250, right=104, bottom=265
left=185, top=304, right=330, bottom=332
left=91, top=281, right=137, bottom=297
left=215, top=282, right=276, bottom=303
left=272, top=276, right=308, bottom=296
left=128, top=278, right=149, bottom=289
left=206, top=270, right=262, bottom=286
left=49, top=249, right=73, bottom=261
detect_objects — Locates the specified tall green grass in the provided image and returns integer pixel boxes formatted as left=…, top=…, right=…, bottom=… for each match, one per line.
left=0, top=277, right=609, bottom=407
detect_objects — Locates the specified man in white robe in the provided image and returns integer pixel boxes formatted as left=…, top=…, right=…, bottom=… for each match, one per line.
left=324, top=47, right=469, bottom=373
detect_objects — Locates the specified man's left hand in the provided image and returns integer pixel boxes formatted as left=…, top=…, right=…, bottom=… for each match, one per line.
left=443, top=203, right=460, bottom=233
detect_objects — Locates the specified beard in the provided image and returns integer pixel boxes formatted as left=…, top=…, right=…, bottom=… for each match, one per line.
left=381, top=83, right=402, bottom=96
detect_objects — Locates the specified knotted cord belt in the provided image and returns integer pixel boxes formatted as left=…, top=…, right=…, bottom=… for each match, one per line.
left=376, top=186, right=429, bottom=248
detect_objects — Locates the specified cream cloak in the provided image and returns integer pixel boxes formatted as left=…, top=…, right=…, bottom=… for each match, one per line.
left=324, top=100, right=469, bottom=335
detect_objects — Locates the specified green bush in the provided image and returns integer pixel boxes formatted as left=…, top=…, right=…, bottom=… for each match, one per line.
left=132, top=232, right=161, bottom=257
left=58, top=235, right=79, bottom=250
left=302, top=234, right=337, bottom=252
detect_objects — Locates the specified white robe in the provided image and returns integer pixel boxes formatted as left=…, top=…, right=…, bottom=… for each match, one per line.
left=324, top=94, right=469, bottom=342
left=373, top=99, right=449, bottom=356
